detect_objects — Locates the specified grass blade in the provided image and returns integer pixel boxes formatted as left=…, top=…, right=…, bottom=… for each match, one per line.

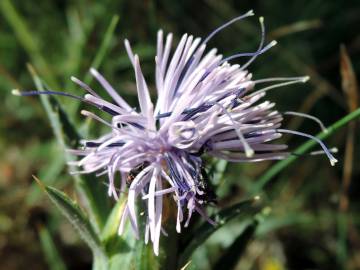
left=84, top=15, right=120, bottom=84
left=38, top=225, right=68, bottom=270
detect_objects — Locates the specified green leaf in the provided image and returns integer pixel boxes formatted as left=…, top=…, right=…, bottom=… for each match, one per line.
left=100, top=197, right=132, bottom=257
left=101, top=197, right=127, bottom=242
left=105, top=206, right=163, bottom=270
left=38, top=225, right=68, bottom=270
left=213, top=219, right=259, bottom=269
left=105, top=223, right=136, bottom=270
left=178, top=196, right=263, bottom=267
left=132, top=238, right=160, bottom=270
left=43, top=184, right=106, bottom=260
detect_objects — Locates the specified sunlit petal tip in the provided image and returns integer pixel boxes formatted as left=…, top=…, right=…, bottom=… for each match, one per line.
left=11, top=89, right=21, bottom=96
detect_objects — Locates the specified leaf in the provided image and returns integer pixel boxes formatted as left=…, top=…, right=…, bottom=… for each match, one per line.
left=28, top=65, right=110, bottom=231
left=38, top=225, right=68, bottom=270
left=101, top=197, right=127, bottom=242
left=213, top=219, right=259, bottom=270
left=256, top=212, right=312, bottom=236
left=100, top=197, right=132, bottom=256
left=42, top=182, right=106, bottom=259
left=132, top=239, right=160, bottom=270
left=105, top=223, right=138, bottom=270
left=178, top=196, right=263, bottom=266
left=105, top=206, right=163, bottom=270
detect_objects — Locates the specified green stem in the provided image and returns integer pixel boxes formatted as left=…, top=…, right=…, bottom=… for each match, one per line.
left=251, top=108, right=360, bottom=194
left=92, top=252, right=109, bottom=270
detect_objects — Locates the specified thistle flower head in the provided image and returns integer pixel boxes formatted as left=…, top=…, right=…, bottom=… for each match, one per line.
left=15, top=11, right=337, bottom=255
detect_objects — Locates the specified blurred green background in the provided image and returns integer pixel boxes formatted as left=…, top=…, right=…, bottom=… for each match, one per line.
left=0, top=0, right=359, bottom=269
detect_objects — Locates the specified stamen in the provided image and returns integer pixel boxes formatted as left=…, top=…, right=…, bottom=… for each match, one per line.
left=202, top=10, right=254, bottom=45
left=310, top=147, right=338, bottom=155
left=84, top=141, right=125, bottom=148
left=253, top=76, right=310, bottom=84
left=277, top=128, right=337, bottom=166
left=71, top=76, right=101, bottom=98
left=13, top=88, right=119, bottom=116
left=12, top=89, right=84, bottom=101
left=156, top=111, right=172, bottom=119
left=240, top=16, right=270, bottom=70
left=142, top=187, right=177, bottom=199
left=223, top=40, right=277, bottom=65
left=291, top=147, right=338, bottom=157
left=81, top=110, right=121, bottom=131
left=213, top=102, right=254, bottom=157
left=249, top=76, right=309, bottom=97
left=283, top=111, right=328, bottom=133
left=90, top=68, right=132, bottom=111
left=221, top=17, right=274, bottom=68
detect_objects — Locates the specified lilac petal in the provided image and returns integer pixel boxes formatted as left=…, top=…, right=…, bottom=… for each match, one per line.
left=134, top=55, right=155, bottom=128
left=127, top=166, right=154, bottom=238
left=107, top=167, right=119, bottom=200
left=124, top=39, right=136, bottom=66
left=145, top=218, right=150, bottom=244
left=148, top=167, right=158, bottom=243
left=84, top=94, right=127, bottom=115
left=176, top=200, right=183, bottom=233
left=153, top=173, right=163, bottom=255
left=142, top=187, right=177, bottom=200
left=71, top=76, right=101, bottom=98
left=90, top=68, right=132, bottom=111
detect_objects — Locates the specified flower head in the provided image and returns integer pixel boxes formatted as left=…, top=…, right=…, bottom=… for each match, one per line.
left=14, top=10, right=337, bottom=255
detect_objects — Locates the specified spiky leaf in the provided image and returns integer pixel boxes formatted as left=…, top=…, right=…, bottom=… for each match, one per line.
left=44, top=185, right=106, bottom=260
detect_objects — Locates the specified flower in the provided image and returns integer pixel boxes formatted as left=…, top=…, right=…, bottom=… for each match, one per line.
left=14, top=10, right=337, bottom=255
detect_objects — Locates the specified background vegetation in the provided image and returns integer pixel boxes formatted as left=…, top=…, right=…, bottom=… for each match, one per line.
left=0, top=0, right=359, bottom=269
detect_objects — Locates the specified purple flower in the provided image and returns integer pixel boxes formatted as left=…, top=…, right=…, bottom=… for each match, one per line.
left=14, top=10, right=337, bottom=255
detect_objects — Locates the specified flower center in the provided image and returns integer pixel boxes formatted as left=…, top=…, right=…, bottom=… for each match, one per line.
left=167, top=121, right=200, bottom=149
